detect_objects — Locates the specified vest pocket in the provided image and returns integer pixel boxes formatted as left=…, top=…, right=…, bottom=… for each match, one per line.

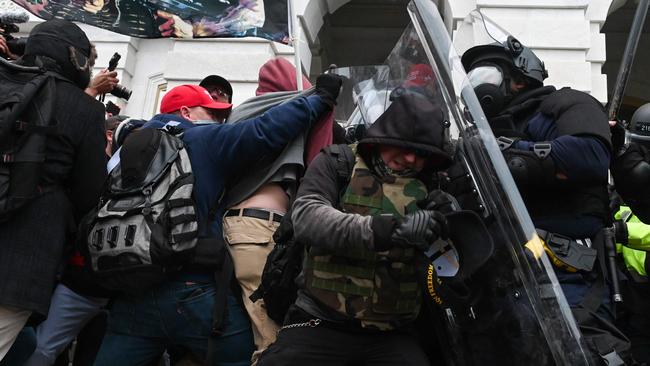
left=370, top=260, right=419, bottom=315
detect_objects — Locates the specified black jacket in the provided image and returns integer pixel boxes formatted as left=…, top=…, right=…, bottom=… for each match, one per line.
left=0, top=21, right=107, bottom=316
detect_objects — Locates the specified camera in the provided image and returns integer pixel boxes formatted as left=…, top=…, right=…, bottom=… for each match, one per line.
left=0, top=11, right=29, bottom=59
left=106, top=53, right=132, bottom=101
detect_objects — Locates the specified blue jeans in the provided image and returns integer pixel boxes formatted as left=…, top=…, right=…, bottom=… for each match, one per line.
left=94, top=275, right=254, bottom=366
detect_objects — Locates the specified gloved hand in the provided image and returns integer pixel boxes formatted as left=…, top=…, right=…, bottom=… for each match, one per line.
left=315, top=73, right=343, bottom=107
left=610, top=119, right=627, bottom=157
left=418, top=189, right=460, bottom=213
left=441, top=161, right=484, bottom=213
left=613, top=219, right=628, bottom=246
left=391, top=210, right=448, bottom=251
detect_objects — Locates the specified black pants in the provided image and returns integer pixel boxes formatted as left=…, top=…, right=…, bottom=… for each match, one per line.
left=257, top=322, right=430, bottom=366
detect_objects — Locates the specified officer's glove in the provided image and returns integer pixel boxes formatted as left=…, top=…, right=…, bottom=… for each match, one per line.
left=442, top=162, right=484, bottom=213
left=390, top=210, right=448, bottom=252
left=315, top=73, right=343, bottom=108
left=418, top=189, right=460, bottom=214
left=610, top=120, right=627, bottom=157
left=613, top=219, right=628, bottom=246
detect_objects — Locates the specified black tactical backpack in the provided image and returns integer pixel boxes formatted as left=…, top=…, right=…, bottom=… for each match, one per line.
left=250, top=144, right=355, bottom=323
left=84, top=127, right=201, bottom=292
left=0, top=58, right=58, bottom=222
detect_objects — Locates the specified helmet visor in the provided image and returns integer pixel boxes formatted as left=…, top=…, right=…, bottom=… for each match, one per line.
left=467, top=65, right=504, bottom=88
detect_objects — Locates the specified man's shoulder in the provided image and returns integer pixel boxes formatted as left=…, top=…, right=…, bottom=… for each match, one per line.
left=55, top=81, right=105, bottom=117
left=310, top=144, right=355, bottom=182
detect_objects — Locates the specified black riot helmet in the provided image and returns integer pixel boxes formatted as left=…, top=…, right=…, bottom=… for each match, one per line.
left=461, top=36, right=548, bottom=88
left=461, top=37, right=548, bottom=118
left=629, top=103, right=650, bottom=148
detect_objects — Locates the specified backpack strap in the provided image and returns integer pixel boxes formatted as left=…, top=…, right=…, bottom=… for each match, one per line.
left=322, top=144, right=355, bottom=194
left=206, top=252, right=234, bottom=366
left=203, top=190, right=233, bottom=365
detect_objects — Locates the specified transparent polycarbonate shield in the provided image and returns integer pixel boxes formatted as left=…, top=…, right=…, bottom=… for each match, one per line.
left=380, top=1, right=589, bottom=364
left=332, top=65, right=391, bottom=129
left=453, top=10, right=511, bottom=57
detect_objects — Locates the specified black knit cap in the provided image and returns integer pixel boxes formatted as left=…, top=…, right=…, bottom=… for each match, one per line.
left=200, top=75, right=233, bottom=103
left=358, top=93, right=453, bottom=169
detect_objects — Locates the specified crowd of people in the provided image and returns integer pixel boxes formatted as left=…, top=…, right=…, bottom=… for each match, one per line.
left=1, top=16, right=650, bottom=366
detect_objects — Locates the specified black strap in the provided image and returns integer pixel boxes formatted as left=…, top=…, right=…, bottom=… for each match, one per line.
left=322, top=144, right=354, bottom=200
left=206, top=252, right=234, bottom=366
left=328, top=144, right=355, bottom=183
left=13, top=121, right=58, bottom=135
left=580, top=230, right=608, bottom=313
left=3, top=152, right=46, bottom=163
left=172, top=231, right=198, bottom=243
left=203, top=189, right=229, bottom=366
left=224, top=208, right=283, bottom=223
left=167, top=198, right=194, bottom=209
left=169, top=214, right=196, bottom=226
left=204, top=191, right=224, bottom=235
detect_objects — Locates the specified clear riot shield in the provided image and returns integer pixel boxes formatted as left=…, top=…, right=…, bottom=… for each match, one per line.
left=332, top=2, right=590, bottom=365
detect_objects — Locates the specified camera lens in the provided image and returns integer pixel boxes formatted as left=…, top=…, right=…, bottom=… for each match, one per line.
left=110, top=84, right=132, bottom=101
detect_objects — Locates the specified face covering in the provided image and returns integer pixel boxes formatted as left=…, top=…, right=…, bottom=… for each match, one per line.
left=371, top=151, right=417, bottom=178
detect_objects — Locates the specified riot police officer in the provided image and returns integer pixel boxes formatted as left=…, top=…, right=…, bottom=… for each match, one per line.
left=459, top=36, right=633, bottom=364
left=610, top=104, right=650, bottom=364
left=612, top=103, right=650, bottom=224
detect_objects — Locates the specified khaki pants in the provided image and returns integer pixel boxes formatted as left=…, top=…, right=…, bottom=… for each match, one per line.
left=0, top=305, right=31, bottom=360
left=223, top=214, right=281, bottom=365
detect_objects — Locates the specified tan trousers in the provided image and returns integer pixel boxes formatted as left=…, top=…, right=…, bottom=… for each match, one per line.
left=223, top=214, right=281, bottom=365
left=0, top=305, right=31, bottom=361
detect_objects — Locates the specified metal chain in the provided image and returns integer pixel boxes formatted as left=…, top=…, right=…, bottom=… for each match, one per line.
left=279, top=318, right=321, bottom=332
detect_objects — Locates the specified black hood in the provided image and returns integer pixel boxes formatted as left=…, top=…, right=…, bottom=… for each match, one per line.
left=23, top=20, right=93, bottom=88
left=358, top=93, right=453, bottom=169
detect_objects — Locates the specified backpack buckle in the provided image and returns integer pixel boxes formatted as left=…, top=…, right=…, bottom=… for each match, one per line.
left=533, top=143, right=552, bottom=158
left=496, top=136, right=516, bottom=151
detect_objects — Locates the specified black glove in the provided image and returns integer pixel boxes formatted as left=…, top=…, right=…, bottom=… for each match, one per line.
left=315, top=73, right=343, bottom=107
left=418, top=189, right=459, bottom=213
left=441, top=161, right=484, bottom=213
left=610, top=120, right=627, bottom=157
left=613, top=219, right=628, bottom=245
left=391, top=210, right=448, bottom=251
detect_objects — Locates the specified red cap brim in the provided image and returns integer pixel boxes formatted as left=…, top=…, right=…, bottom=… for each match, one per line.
left=202, top=100, right=232, bottom=110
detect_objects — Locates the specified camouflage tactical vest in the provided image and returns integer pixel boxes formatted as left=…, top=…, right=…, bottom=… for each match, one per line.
left=304, top=149, right=427, bottom=330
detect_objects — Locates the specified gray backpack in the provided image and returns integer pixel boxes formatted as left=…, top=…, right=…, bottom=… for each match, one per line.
left=86, top=127, right=198, bottom=292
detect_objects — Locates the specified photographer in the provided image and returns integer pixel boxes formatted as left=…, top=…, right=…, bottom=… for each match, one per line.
left=0, top=10, right=28, bottom=60
left=0, top=34, right=19, bottom=60
left=85, top=69, right=119, bottom=98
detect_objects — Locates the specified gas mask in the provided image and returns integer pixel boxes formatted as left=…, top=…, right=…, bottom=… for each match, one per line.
left=467, top=63, right=514, bottom=119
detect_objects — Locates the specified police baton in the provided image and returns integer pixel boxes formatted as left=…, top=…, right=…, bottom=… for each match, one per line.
left=603, top=226, right=623, bottom=303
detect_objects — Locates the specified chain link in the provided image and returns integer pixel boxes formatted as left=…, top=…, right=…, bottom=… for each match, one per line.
left=279, top=318, right=321, bottom=332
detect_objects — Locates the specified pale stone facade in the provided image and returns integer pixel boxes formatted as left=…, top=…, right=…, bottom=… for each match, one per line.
left=5, top=0, right=645, bottom=119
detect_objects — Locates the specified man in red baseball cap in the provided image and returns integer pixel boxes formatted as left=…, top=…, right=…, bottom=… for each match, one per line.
left=94, top=74, right=344, bottom=366
left=160, top=84, right=232, bottom=123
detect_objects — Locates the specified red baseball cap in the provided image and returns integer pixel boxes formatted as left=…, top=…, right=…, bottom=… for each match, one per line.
left=403, top=64, right=435, bottom=88
left=160, top=85, right=232, bottom=114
